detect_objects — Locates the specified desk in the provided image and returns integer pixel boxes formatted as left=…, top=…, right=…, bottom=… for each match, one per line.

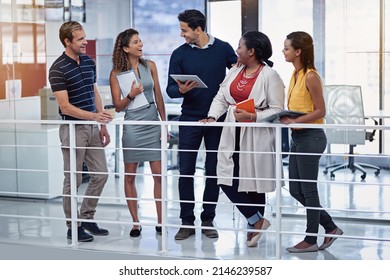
left=0, top=124, right=62, bottom=199
left=366, top=110, right=389, bottom=154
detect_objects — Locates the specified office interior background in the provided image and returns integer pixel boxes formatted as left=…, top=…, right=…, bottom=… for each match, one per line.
left=0, top=0, right=389, bottom=260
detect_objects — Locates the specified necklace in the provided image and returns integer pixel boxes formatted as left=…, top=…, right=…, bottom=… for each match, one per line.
left=236, top=64, right=262, bottom=92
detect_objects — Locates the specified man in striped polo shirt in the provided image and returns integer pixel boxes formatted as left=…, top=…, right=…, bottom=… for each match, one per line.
left=49, top=21, right=112, bottom=242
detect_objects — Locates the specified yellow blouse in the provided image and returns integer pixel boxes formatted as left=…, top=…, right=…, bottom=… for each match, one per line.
left=287, top=68, right=324, bottom=124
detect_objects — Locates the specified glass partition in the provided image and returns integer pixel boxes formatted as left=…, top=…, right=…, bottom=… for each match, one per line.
left=133, top=0, right=206, bottom=104
left=259, top=0, right=389, bottom=155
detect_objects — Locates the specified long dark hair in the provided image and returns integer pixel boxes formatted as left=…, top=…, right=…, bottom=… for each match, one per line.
left=286, top=31, right=316, bottom=73
left=242, top=31, right=274, bottom=67
left=112, top=28, right=147, bottom=72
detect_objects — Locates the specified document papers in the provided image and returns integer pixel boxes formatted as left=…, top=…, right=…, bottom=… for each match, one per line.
left=261, top=110, right=306, bottom=123
left=116, top=70, right=149, bottom=111
left=170, top=74, right=208, bottom=88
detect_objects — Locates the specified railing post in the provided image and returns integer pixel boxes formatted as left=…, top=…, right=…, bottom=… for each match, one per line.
left=160, top=120, right=168, bottom=254
left=115, top=123, right=120, bottom=178
left=274, top=125, right=283, bottom=259
left=69, top=123, right=78, bottom=246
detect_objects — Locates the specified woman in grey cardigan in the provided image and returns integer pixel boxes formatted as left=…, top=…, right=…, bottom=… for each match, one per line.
left=202, top=31, right=285, bottom=247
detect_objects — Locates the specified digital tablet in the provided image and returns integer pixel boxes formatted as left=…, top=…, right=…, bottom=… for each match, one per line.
left=261, top=110, right=306, bottom=123
left=170, top=74, right=208, bottom=88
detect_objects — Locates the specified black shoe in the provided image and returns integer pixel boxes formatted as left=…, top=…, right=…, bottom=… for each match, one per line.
left=130, top=226, right=142, bottom=237
left=67, top=226, right=94, bottom=242
left=155, top=226, right=162, bottom=234
left=81, top=222, right=109, bottom=236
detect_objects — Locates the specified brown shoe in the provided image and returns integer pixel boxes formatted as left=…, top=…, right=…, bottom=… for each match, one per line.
left=174, top=227, right=195, bottom=240
left=201, top=220, right=219, bottom=238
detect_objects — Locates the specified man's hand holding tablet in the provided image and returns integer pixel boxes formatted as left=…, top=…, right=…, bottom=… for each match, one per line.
left=170, top=74, right=208, bottom=94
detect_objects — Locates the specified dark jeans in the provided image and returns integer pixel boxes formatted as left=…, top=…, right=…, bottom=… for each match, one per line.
left=289, top=128, right=337, bottom=244
left=178, top=116, right=222, bottom=224
left=221, top=127, right=265, bottom=222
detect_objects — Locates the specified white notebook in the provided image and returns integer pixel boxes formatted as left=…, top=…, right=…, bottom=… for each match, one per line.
left=116, top=70, right=149, bottom=111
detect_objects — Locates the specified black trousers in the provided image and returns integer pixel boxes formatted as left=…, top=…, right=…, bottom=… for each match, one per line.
left=289, top=128, right=337, bottom=244
left=220, top=127, right=265, bottom=223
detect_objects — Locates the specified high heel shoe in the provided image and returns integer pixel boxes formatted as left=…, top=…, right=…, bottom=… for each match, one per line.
left=129, top=226, right=142, bottom=237
left=155, top=226, right=162, bottom=234
left=247, top=218, right=271, bottom=247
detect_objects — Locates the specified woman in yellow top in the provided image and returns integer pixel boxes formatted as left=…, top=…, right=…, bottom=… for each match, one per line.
left=281, top=31, right=343, bottom=253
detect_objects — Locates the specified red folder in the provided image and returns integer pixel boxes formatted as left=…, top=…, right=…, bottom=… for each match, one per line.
left=236, top=98, right=255, bottom=113
left=235, top=98, right=255, bottom=122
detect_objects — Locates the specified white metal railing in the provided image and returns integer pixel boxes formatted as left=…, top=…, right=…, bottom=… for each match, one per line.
left=0, top=118, right=389, bottom=259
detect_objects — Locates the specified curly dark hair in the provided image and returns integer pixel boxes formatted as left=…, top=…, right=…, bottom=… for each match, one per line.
left=286, top=31, right=316, bottom=73
left=112, top=28, right=147, bottom=72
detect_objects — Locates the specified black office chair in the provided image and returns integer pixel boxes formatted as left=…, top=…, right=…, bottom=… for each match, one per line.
left=167, top=115, right=180, bottom=170
left=167, top=130, right=180, bottom=170
left=282, top=127, right=290, bottom=166
left=322, top=85, right=381, bottom=180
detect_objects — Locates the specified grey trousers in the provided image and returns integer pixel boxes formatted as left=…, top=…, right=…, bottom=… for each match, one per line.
left=59, top=124, right=108, bottom=228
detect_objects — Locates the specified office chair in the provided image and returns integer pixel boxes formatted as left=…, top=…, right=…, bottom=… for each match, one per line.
left=322, top=85, right=381, bottom=180
left=167, top=130, right=180, bottom=170
left=282, top=127, right=290, bottom=166
left=167, top=115, right=180, bottom=170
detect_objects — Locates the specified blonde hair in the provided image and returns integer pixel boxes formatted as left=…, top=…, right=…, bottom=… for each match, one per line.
left=59, top=21, right=83, bottom=48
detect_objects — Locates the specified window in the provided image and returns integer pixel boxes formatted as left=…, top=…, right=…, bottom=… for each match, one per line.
left=133, top=0, right=205, bottom=103
left=259, top=0, right=389, bottom=154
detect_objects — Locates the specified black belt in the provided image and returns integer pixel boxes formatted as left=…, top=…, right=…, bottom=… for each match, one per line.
left=61, top=116, right=78, bottom=120
left=61, top=116, right=94, bottom=123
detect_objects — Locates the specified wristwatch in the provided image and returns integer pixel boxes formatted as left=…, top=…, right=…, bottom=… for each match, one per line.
left=126, top=94, right=135, bottom=101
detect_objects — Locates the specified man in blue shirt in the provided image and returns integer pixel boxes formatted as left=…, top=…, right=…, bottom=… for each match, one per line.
left=167, top=9, right=237, bottom=240
left=49, top=21, right=112, bottom=242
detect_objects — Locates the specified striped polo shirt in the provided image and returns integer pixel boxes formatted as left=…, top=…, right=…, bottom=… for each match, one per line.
left=49, top=52, right=97, bottom=120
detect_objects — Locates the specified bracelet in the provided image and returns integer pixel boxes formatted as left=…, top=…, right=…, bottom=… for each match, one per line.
left=126, top=94, right=135, bottom=101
